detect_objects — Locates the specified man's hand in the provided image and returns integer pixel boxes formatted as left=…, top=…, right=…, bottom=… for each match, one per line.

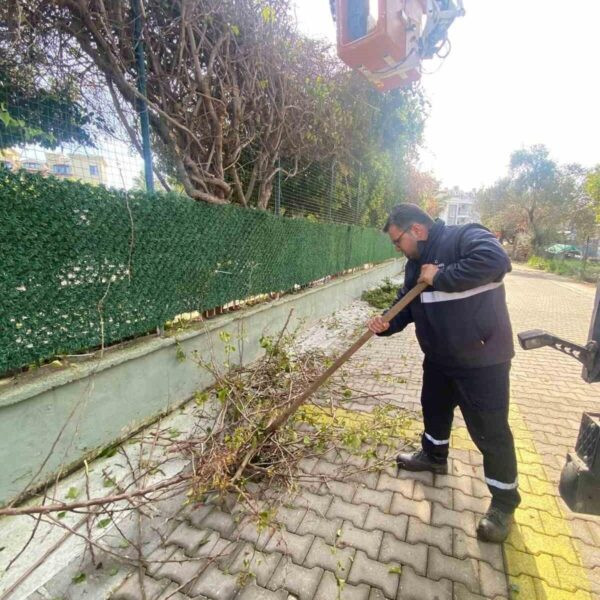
left=367, top=315, right=390, bottom=334
left=418, top=264, right=439, bottom=286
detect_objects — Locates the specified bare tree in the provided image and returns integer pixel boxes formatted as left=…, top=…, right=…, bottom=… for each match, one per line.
left=4, top=0, right=343, bottom=206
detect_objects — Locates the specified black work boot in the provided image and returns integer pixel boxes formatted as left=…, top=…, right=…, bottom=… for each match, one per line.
left=396, top=450, right=448, bottom=475
left=477, top=505, right=514, bottom=543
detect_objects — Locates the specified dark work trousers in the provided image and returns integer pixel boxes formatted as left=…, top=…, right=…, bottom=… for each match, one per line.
left=420, top=359, right=521, bottom=513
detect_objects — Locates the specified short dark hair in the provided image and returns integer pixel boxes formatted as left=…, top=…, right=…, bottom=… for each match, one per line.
left=383, top=203, right=434, bottom=233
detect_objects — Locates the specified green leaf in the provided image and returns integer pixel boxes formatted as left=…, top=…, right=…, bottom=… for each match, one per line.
left=0, top=110, right=12, bottom=127
left=108, top=566, right=119, bottom=577
left=97, top=518, right=111, bottom=528
left=72, top=572, right=86, bottom=584
left=99, top=445, right=118, bottom=459
left=57, top=511, right=66, bottom=519
left=261, top=6, right=275, bottom=23
left=388, top=565, right=402, bottom=575
left=65, top=487, right=79, bottom=500
left=175, top=343, right=186, bottom=362
left=194, top=391, right=209, bottom=406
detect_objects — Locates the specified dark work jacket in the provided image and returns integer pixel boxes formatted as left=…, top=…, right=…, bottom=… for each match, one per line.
left=378, top=220, right=514, bottom=368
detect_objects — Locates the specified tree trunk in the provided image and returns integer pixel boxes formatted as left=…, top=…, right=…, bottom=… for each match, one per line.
left=257, top=178, right=274, bottom=210
left=526, top=207, right=541, bottom=252
left=581, top=235, right=590, bottom=280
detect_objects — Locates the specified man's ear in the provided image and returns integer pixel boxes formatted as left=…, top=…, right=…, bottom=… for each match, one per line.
left=413, top=223, right=428, bottom=240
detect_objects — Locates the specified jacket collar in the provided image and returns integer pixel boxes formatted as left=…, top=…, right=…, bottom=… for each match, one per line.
left=418, top=219, right=445, bottom=264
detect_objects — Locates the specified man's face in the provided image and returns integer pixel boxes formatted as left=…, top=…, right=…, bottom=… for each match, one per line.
left=387, top=223, right=420, bottom=260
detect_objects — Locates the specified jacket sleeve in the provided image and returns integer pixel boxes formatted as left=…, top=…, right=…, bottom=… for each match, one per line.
left=432, top=227, right=511, bottom=293
left=376, top=283, right=414, bottom=337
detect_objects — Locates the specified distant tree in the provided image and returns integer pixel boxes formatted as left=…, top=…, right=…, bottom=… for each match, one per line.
left=507, top=145, right=563, bottom=249
left=558, top=163, right=596, bottom=244
left=476, top=146, right=594, bottom=250
left=476, top=178, right=523, bottom=243
left=403, top=166, right=441, bottom=216
left=586, top=166, right=600, bottom=221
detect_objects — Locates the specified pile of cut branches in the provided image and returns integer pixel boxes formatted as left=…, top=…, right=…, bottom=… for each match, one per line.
left=175, top=325, right=413, bottom=503
left=0, top=317, right=414, bottom=597
left=1, top=321, right=413, bottom=522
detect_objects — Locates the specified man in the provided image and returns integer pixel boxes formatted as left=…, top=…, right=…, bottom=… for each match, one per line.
left=367, top=203, right=520, bottom=543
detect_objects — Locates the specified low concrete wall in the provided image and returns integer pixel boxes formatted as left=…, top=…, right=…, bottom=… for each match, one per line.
left=0, top=260, right=403, bottom=505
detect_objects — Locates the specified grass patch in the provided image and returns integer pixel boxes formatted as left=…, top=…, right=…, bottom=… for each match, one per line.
left=527, top=255, right=600, bottom=282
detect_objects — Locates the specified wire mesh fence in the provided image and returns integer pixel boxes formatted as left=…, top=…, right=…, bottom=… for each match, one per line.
left=271, top=161, right=365, bottom=224
left=0, top=142, right=142, bottom=190
left=2, top=52, right=377, bottom=223
left=0, top=169, right=395, bottom=376
left=0, top=146, right=368, bottom=226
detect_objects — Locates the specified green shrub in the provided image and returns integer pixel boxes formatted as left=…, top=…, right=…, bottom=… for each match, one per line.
left=527, top=255, right=600, bottom=282
left=361, top=278, right=398, bottom=309
left=527, top=256, right=550, bottom=270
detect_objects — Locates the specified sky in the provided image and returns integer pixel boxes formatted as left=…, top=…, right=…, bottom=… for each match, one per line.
left=293, top=1, right=600, bottom=191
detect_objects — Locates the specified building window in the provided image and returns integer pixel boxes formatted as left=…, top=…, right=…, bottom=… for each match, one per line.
left=53, top=164, right=72, bottom=176
left=0, top=160, right=12, bottom=170
left=448, top=203, right=458, bottom=224
left=23, top=162, right=40, bottom=170
left=89, top=164, right=99, bottom=177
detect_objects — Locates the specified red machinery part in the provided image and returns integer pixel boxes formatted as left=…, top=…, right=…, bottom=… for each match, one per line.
left=336, top=0, right=426, bottom=91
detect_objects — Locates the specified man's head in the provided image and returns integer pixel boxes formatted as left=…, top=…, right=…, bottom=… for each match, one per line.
left=383, top=203, right=435, bottom=260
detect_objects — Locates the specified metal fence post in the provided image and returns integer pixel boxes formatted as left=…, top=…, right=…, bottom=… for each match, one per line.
left=275, top=157, right=281, bottom=216
left=355, top=165, right=362, bottom=225
left=329, top=160, right=335, bottom=222
left=132, top=0, right=154, bottom=193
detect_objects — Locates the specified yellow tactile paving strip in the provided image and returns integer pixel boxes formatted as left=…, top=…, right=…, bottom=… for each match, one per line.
left=506, top=405, right=593, bottom=600
left=452, top=406, right=593, bottom=600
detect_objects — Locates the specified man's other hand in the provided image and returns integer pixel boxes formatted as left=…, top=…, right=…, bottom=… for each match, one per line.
left=418, top=264, right=439, bottom=286
left=367, top=315, right=390, bottom=334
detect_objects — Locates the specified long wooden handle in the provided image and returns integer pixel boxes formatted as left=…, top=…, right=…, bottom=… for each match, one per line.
left=263, top=281, right=428, bottom=436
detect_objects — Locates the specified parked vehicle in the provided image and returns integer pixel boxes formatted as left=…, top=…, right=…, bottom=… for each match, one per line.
left=545, top=244, right=583, bottom=260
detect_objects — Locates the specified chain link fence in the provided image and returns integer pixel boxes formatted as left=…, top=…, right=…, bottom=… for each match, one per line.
left=0, top=148, right=366, bottom=226
left=0, top=99, right=368, bottom=226
left=0, top=169, right=395, bottom=375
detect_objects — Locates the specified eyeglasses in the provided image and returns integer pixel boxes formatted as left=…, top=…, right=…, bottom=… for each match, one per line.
left=391, top=227, right=410, bottom=247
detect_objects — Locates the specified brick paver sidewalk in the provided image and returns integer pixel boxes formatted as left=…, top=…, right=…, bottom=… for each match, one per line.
left=112, top=265, right=600, bottom=600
